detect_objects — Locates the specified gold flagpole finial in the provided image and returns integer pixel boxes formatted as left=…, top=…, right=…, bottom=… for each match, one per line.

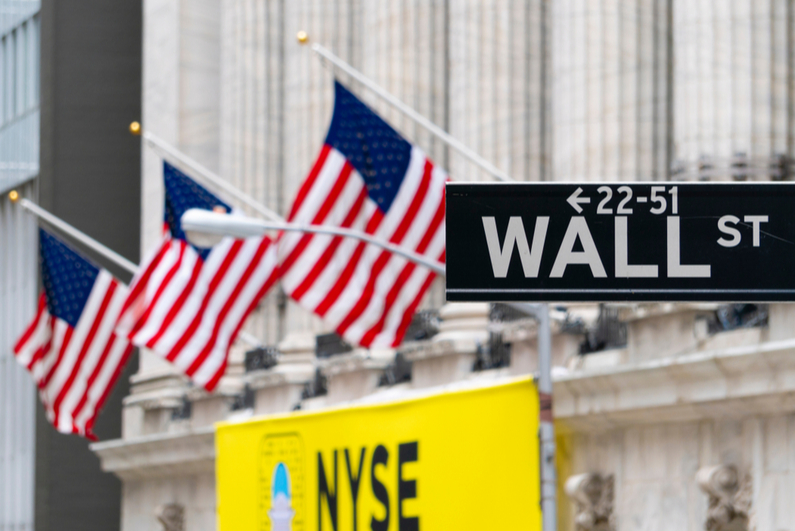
left=296, top=30, right=309, bottom=44
left=8, top=190, right=19, bottom=202
left=129, top=121, right=142, bottom=136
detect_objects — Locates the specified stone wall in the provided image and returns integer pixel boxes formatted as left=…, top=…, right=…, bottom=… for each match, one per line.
left=109, top=1, right=795, bottom=530
left=560, top=415, right=795, bottom=530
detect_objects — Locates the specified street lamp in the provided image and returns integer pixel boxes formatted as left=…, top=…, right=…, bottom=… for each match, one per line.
left=180, top=209, right=446, bottom=275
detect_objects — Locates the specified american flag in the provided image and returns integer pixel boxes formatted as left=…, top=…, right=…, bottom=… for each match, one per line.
left=279, top=81, right=446, bottom=348
left=116, top=163, right=279, bottom=391
left=14, top=229, right=133, bottom=440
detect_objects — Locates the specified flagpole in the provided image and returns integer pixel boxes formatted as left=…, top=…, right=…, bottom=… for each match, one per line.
left=301, top=36, right=513, bottom=183
left=139, top=128, right=283, bottom=223
left=8, top=192, right=263, bottom=349
left=15, top=196, right=139, bottom=274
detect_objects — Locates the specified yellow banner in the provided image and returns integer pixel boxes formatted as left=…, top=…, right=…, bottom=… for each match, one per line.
left=216, top=377, right=541, bottom=531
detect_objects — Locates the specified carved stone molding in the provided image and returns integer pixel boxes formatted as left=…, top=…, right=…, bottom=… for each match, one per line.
left=156, top=503, right=184, bottom=531
left=696, top=465, right=752, bottom=531
left=564, top=473, right=614, bottom=531
left=91, top=427, right=215, bottom=481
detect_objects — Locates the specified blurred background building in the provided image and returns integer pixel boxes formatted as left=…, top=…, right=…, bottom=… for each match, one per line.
left=0, top=0, right=141, bottom=530
left=1, top=3, right=39, bottom=529
left=0, top=0, right=783, bottom=529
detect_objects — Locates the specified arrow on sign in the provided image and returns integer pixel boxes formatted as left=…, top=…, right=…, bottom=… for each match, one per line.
left=567, top=187, right=590, bottom=213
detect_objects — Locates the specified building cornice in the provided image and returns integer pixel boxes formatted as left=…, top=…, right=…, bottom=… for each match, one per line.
left=555, top=336, right=795, bottom=431
left=90, top=428, right=215, bottom=481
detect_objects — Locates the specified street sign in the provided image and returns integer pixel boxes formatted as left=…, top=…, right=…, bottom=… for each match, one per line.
left=446, top=182, right=795, bottom=302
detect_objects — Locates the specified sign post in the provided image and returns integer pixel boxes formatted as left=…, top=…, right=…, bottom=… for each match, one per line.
left=447, top=182, right=795, bottom=301
left=508, top=303, right=555, bottom=531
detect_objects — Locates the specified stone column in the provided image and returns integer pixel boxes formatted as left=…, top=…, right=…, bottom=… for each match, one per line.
left=502, top=316, right=583, bottom=376
left=187, top=342, right=248, bottom=429
left=245, top=331, right=316, bottom=415
left=766, top=304, right=795, bottom=342
left=320, top=348, right=394, bottom=405
left=672, top=0, right=793, bottom=181
left=552, top=0, right=671, bottom=181
left=620, top=303, right=718, bottom=364
left=404, top=302, right=489, bottom=388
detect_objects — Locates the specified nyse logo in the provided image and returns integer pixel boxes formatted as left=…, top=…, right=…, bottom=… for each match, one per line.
left=270, top=463, right=296, bottom=531
left=261, top=434, right=306, bottom=531
left=318, top=442, right=419, bottom=531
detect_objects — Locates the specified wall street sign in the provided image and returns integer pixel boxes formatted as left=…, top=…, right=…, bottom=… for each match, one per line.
left=446, top=182, right=795, bottom=302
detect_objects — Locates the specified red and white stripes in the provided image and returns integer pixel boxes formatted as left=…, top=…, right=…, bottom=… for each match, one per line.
left=117, top=234, right=279, bottom=391
left=280, top=145, right=446, bottom=348
left=14, top=271, right=132, bottom=439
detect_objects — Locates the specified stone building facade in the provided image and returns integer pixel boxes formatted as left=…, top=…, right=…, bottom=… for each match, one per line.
left=93, top=0, right=795, bottom=530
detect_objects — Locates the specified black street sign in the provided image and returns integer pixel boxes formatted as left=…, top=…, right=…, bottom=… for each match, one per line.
left=446, top=182, right=795, bottom=302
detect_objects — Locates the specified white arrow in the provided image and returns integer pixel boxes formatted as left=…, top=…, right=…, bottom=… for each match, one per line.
left=567, top=187, right=590, bottom=213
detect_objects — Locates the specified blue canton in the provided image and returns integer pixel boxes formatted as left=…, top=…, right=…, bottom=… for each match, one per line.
left=163, top=162, right=231, bottom=260
left=325, top=81, right=412, bottom=213
left=40, top=229, right=100, bottom=329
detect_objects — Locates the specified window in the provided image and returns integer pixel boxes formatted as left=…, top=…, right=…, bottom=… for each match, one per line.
left=0, top=4, right=40, bottom=190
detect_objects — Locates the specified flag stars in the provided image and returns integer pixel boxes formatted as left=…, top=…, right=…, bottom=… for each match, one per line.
left=324, top=81, right=412, bottom=213
left=163, top=162, right=231, bottom=259
left=39, top=229, right=100, bottom=328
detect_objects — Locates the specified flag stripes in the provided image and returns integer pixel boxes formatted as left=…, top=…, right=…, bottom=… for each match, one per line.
left=14, top=268, right=132, bottom=440
left=14, top=78, right=451, bottom=433
left=115, top=163, right=280, bottom=391
left=118, top=234, right=279, bottom=391
left=280, top=143, right=446, bottom=348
